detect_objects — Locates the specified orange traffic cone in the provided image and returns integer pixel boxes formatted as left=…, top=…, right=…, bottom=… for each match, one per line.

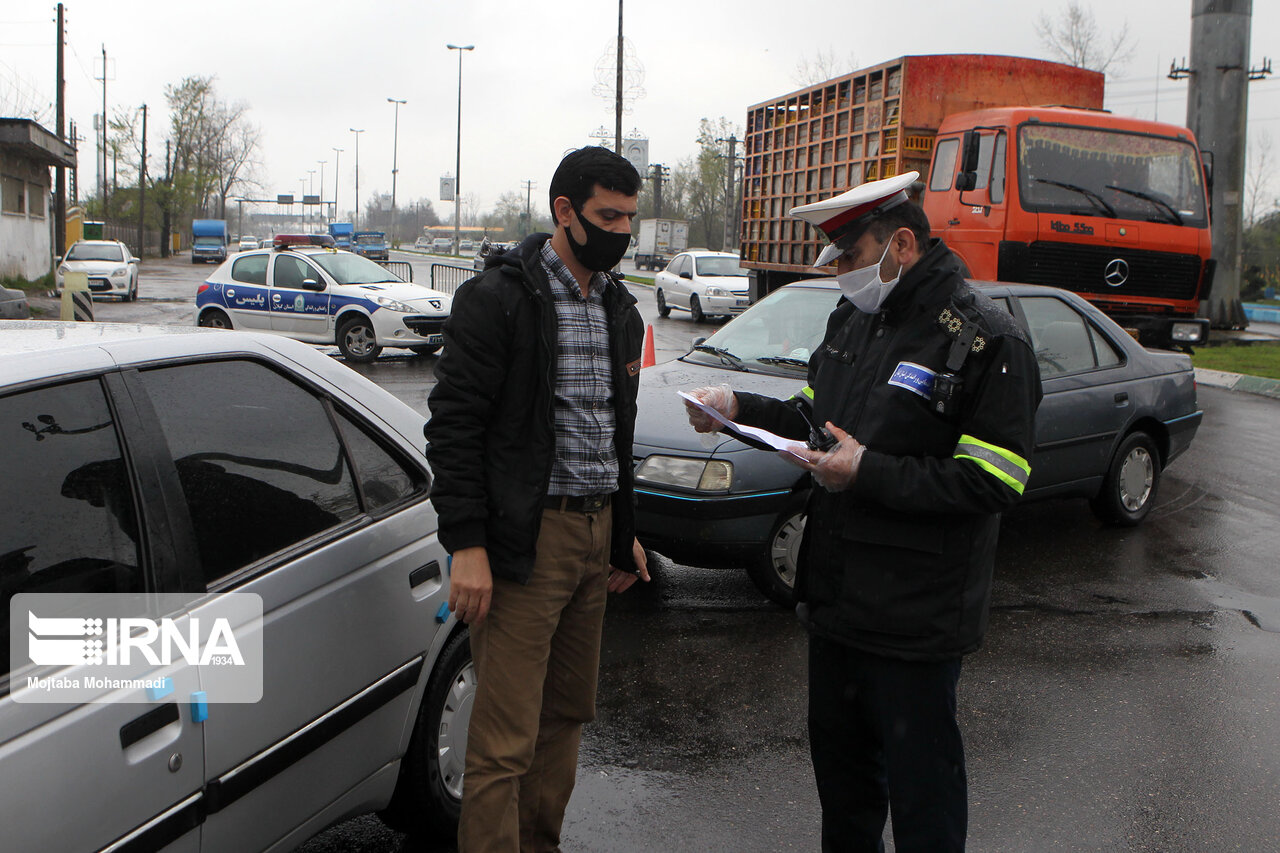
left=641, top=323, right=656, bottom=369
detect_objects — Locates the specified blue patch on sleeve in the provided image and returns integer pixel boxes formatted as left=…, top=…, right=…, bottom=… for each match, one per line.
left=887, top=361, right=937, bottom=400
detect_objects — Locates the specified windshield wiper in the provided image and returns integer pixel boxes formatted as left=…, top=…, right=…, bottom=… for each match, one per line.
left=691, top=343, right=748, bottom=371
left=1033, top=178, right=1117, bottom=218
left=755, top=355, right=810, bottom=369
left=1105, top=184, right=1184, bottom=225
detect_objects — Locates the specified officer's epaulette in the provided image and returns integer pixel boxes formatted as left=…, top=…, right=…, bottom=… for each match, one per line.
left=936, top=305, right=988, bottom=356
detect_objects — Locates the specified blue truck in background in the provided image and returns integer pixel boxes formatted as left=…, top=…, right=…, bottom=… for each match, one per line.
left=191, top=219, right=229, bottom=264
left=327, top=221, right=354, bottom=249
left=351, top=231, right=389, bottom=261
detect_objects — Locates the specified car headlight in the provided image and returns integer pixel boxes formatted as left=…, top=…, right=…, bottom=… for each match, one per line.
left=704, top=286, right=728, bottom=297
left=373, top=296, right=416, bottom=312
left=1170, top=322, right=1205, bottom=344
left=111, top=267, right=127, bottom=278
left=635, top=455, right=733, bottom=491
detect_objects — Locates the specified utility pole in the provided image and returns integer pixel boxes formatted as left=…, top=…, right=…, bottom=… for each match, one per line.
left=317, top=159, right=327, bottom=223
left=54, top=3, right=66, bottom=256
left=98, top=44, right=108, bottom=217
left=137, top=104, right=147, bottom=258
left=651, top=163, right=667, bottom=219
left=69, top=119, right=80, bottom=204
left=350, top=128, right=364, bottom=229
left=161, top=138, right=171, bottom=257
left=447, top=45, right=474, bottom=254
left=387, top=97, right=406, bottom=245
left=615, top=0, right=624, bottom=155
left=1175, top=0, right=1272, bottom=329
left=717, top=135, right=740, bottom=252
left=332, top=147, right=343, bottom=220
left=521, top=179, right=537, bottom=237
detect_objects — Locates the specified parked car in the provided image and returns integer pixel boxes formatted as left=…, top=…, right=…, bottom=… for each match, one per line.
left=55, top=239, right=140, bottom=301
left=459, top=239, right=475, bottom=253
left=351, top=232, right=390, bottom=262
left=0, top=319, right=472, bottom=851
left=0, top=284, right=29, bottom=319
left=431, top=237, right=454, bottom=254
left=238, top=236, right=258, bottom=252
left=633, top=279, right=1203, bottom=605
left=194, top=234, right=451, bottom=362
left=653, top=251, right=750, bottom=323
left=259, top=237, right=274, bottom=248
left=414, top=237, right=430, bottom=249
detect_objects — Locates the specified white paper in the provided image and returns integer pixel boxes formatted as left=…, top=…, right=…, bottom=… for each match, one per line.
left=678, top=391, right=810, bottom=460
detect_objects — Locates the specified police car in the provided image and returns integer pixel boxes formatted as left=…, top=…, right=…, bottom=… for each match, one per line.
left=194, top=234, right=450, bottom=363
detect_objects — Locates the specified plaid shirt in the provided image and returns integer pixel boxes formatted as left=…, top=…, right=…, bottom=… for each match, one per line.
left=540, top=241, right=618, bottom=497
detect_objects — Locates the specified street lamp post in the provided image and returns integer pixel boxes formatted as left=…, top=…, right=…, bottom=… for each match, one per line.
left=387, top=97, right=406, bottom=247
left=317, top=160, right=327, bottom=223
left=447, top=44, right=474, bottom=255
left=332, top=147, right=343, bottom=221
left=349, top=127, right=364, bottom=229
left=307, top=169, right=316, bottom=231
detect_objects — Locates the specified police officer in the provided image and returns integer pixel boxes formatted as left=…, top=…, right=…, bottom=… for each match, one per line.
left=686, top=172, right=1041, bottom=852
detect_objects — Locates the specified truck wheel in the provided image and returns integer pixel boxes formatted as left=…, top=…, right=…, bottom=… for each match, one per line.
left=690, top=295, right=706, bottom=324
left=337, top=315, right=382, bottom=363
left=379, top=631, right=474, bottom=839
left=1090, top=431, right=1161, bottom=526
left=656, top=289, right=671, bottom=318
left=747, top=504, right=805, bottom=607
left=198, top=309, right=231, bottom=329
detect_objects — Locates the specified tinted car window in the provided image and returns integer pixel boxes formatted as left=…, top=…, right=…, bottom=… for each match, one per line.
left=1021, top=296, right=1111, bottom=378
left=0, top=380, right=143, bottom=676
left=232, top=254, right=269, bottom=285
left=137, top=360, right=361, bottom=585
left=335, top=411, right=425, bottom=512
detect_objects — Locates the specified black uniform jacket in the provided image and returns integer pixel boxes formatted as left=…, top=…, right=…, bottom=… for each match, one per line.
left=423, top=233, right=644, bottom=583
left=736, top=239, right=1041, bottom=660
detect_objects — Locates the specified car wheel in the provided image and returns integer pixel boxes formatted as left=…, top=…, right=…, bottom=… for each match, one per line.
left=337, top=315, right=383, bottom=363
left=1090, top=431, right=1161, bottom=526
left=656, top=289, right=671, bottom=318
left=409, top=344, right=441, bottom=356
left=197, top=309, right=231, bottom=329
left=126, top=278, right=137, bottom=302
left=380, top=631, right=474, bottom=839
left=690, top=295, right=706, bottom=324
left=747, top=504, right=806, bottom=606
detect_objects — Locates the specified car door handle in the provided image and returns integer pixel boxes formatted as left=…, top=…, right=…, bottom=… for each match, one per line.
left=409, top=561, right=441, bottom=588
left=1114, top=392, right=1129, bottom=404
left=120, top=702, right=180, bottom=749
left=948, top=218, right=961, bottom=226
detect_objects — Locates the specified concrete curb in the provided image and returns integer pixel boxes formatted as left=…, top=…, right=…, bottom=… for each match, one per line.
left=1243, top=303, right=1280, bottom=324
left=1195, top=367, right=1280, bottom=400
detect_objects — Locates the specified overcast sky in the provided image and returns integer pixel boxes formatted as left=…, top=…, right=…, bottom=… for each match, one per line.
left=3, top=0, right=1278, bottom=220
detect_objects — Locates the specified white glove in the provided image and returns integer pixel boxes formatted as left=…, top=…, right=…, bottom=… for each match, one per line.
left=781, top=422, right=866, bottom=492
left=684, top=384, right=738, bottom=433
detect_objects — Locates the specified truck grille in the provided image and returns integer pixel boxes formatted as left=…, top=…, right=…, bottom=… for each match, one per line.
left=1020, top=242, right=1202, bottom=301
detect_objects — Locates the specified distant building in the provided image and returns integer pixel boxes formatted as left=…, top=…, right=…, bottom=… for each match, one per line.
left=1, top=118, right=76, bottom=280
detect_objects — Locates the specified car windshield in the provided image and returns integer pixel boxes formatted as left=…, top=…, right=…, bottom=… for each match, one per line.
left=310, top=251, right=401, bottom=284
left=695, top=256, right=748, bottom=277
left=193, top=237, right=222, bottom=247
left=66, top=243, right=124, bottom=261
left=354, top=234, right=383, bottom=244
left=1017, top=124, right=1207, bottom=226
left=684, top=285, right=837, bottom=375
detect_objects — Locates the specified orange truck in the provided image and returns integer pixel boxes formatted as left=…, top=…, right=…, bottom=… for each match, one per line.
left=741, top=54, right=1213, bottom=347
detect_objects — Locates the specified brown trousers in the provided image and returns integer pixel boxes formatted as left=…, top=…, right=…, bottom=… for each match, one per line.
left=457, top=503, right=612, bottom=853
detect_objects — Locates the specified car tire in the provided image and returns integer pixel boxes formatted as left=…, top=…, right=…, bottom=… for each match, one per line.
left=409, top=344, right=441, bottom=356
left=380, top=631, right=474, bottom=839
left=337, top=315, right=383, bottom=363
left=690, top=295, right=706, bottom=324
left=1090, top=430, right=1161, bottom=526
left=656, top=289, right=671, bottom=318
left=126, top=279, right=137, bottom=302
left=747, top=502, right=806, bottom=607
left=197, top=309, right=231, bottom=329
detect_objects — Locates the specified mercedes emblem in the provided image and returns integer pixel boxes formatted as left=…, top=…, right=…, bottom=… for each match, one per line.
left=1104, top=258, right=1129, bottom=287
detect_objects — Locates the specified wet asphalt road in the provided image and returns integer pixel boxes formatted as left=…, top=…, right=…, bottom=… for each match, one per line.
left=61, top=254, right=1280, bottom=851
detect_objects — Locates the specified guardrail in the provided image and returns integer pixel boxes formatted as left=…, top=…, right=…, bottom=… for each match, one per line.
left=430, top=262, right=477, bottom=295
left=376, top=260, right=414, bottom=283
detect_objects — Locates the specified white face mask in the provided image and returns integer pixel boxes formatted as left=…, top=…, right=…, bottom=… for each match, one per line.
left=836, top=238, right=901, bottom=313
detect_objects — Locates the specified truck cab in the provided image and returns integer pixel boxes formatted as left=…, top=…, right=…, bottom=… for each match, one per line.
left=922, top=106, right=1213, bottom=347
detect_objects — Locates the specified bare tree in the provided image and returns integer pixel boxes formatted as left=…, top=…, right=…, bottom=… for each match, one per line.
left=793, top=48, right=859, bottom=87
left=1034, top=1, right=1134, bottom=74
left=1245, top=131, right=1277, bottom=228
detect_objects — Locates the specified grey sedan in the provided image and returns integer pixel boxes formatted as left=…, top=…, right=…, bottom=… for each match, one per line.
left=0, top=284, right=29, bottom=319
left=633, top=279, right=1203, bottom=605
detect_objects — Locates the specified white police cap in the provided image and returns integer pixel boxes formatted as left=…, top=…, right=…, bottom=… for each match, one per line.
left=790, top=171, right=920, bottom=267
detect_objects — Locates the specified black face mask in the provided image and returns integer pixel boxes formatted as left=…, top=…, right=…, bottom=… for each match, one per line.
left=565, top=203, right=632, bottom=272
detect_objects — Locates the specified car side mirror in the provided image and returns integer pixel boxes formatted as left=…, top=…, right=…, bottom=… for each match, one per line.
left=129, top=257, right=139, bottom=264
left=55, top=256, right=63, bottom=264
left=679, top=270, right=693, bottom=280
left=692, top=336, right=707, bottom=348
left=954, top=130, right=980, bottom=192
left=302, top=278, right=324, bottom=291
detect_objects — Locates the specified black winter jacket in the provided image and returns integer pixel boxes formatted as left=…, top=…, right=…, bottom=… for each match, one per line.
left=424, top=233, right=644, bottom=583
left=736, top=239, right=1041, bottom=660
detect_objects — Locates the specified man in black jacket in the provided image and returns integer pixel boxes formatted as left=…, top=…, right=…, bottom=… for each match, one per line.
left=687, top=173, right=1041, bottom=852
left=425, top=147, right=650, bottom=852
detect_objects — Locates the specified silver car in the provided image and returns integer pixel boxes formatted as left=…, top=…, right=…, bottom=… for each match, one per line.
left=653, top=251, right=750, bottom=323
left=0, top=321, right=472, bottom=850
left=0, top=284, right=29, bottom=319
left=633, top=280, right=1203, bottom=605
left=56, top=239, right=140, bottom=301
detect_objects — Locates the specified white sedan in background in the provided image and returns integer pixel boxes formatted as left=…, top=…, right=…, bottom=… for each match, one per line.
left=55, top=240, right=139, bottom=301
left=654, top=251, right=750, bottom=323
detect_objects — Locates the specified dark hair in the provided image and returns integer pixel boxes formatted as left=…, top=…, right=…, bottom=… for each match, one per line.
left=866, top=201, right=931, bottom=245
left=548, top=146, right=642, bottom=218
